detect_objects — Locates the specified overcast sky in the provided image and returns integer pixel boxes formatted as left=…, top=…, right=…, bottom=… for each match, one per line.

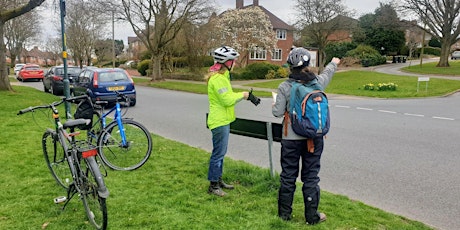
left=214, top=0, right=384, bottom=24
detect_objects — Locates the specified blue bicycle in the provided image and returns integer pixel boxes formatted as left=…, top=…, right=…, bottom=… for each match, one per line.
left=76, top=92, right=152, bottom=171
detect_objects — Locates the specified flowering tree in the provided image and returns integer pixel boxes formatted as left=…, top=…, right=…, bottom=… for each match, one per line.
left=212, top=7, right=277, bottom=67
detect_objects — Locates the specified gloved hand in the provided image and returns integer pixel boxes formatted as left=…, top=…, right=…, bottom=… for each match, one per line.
left=247, top=88, right=261, bottom=106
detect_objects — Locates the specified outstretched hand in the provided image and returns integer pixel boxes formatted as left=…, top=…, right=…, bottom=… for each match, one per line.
left=247, top=88, right=261, bottom=106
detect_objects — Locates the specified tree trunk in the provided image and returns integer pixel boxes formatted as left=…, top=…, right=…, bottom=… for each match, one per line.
left=152, top=55, right=163, bottom=81
left=436, top=41, right=451, bottom=67
left=0, top=21, right=13, bottom=91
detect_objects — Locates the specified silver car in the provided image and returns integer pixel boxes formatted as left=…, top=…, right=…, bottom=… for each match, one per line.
left=451, top=51, right=460, bottom=60
left=14, top=63, right=25, bottom=76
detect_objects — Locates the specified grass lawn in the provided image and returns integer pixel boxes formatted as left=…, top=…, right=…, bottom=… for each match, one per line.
left=0, top=86, right=434, bottom=229
left=401, top=60, right=460, bottom=75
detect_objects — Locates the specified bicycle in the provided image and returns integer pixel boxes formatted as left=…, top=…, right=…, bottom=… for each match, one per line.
left=18, top=95, right=109, bottom=230
left=78, top=91, right=152, bottom=171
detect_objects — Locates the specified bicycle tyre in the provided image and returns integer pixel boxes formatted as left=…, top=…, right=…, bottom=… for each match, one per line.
left=80, top=157, right=108, bottom=230
left=42, top=129, right=72, bottom=189
left=97, top=119, right=152, bottom=171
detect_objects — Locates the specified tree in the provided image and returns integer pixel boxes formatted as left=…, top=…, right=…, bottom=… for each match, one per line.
left=294, top=0, right=350, bottom=71
left=402, top=0, right=460, bottom=67
left=119, top=0, right=213, bottom=81
left=210, top=7, right=277, bottom=68
left=0, top=0, right=45, bottom=91
left=65, top=0, right=107, bottom=68
left=4, top=10, right=41, bottom=67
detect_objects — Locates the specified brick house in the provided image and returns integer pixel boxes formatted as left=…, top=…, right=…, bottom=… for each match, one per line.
left=235, top=0, right=295, bottom=66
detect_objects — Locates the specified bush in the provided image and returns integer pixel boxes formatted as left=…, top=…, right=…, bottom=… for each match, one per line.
left=325, top=42, right=358, bottom=63
left=346, top=45, right=386, bottom=67
left=137, top=59, right=151, bottom=76
left=237, top=62, right=280, bottom=80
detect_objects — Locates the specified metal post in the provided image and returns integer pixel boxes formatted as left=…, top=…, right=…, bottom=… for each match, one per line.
left=266, top=122, right=274, bottom=178
left=112, top=11, right=115, bottom=68
left=60, top=0, right=70, bottom=118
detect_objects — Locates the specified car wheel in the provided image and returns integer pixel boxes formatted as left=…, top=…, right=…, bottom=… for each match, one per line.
left=129, top=99, right=136, bottom=107
left=43, top=83, right=49, bottom=93
left=50, top=85, right=58, bottom=95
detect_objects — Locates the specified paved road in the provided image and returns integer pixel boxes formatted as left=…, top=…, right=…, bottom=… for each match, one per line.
left=14, top=61, right=460, bottom=229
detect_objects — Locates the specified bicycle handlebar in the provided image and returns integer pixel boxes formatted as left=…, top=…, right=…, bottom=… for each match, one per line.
left=17, top=95, right=90, bottom=115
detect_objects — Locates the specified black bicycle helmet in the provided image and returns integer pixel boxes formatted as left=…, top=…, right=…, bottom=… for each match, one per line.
left=287, top=47, right=311, bottom=68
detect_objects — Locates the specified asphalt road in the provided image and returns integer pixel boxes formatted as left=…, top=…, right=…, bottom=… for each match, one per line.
left=15, top=62, right=460, bottom=229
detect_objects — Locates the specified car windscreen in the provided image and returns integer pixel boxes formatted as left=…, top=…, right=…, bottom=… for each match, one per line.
left=98, top=72, right=129, bottom=83
left=55, top=67, right=81, bottom=75
left=25, top=66, right=40, bottom=70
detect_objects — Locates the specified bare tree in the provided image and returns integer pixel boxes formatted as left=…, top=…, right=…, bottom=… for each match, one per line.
left=294, top=0, right=349, bottom=70
left=4, top=10, right=41, bottom=67
left=211, top=7, right=278, bottom=68
left=120, top=0, right=213, bottom=81
left=43, top=36, right=62, bottom=66
left=402, top=0, right=460, bottom=67
left=0, top=0, right=45, bottom=91
left=65, top=0, right=108, bottom=67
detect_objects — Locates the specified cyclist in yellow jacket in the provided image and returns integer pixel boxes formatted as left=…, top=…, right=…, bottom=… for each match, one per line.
left=206, top=46, right=249, bottom=197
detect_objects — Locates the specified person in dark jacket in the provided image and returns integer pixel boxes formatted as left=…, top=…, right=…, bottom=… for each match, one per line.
left=272, top=47, right=340, bottom=224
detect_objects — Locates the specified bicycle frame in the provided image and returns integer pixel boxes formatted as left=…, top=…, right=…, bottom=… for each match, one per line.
left=94, top=100, right=128, bottom=147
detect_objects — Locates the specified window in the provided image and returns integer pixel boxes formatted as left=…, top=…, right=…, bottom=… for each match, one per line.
left=250, top=49, right=267, bottom=60
left=276, top=29, right=287, bottom=40
left=272, top=49, right=282, bottom=61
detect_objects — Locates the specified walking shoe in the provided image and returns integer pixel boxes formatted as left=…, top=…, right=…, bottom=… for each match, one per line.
left=306, top=212, right=326, bottom=225
left=218, top=177, right=234, bottom=190
left=319, top=212, right=327, bottom=222
left=208, top=182, right=226, bottom=197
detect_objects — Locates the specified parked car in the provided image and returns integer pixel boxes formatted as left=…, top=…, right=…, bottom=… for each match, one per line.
left=43, top=66, right=82, bottom=95
left=451, top=51, right=460, bottom=60
left=16, top=64, right=44, bottom=81
left=14, top=63, right=26, bottom=76
left=73, top=68, right=136, bottom=106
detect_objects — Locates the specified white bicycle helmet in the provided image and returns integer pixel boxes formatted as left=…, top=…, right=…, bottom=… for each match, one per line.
left=212, top=46, right=240, bottom=63
left=287, top=47, right=311, bottom=68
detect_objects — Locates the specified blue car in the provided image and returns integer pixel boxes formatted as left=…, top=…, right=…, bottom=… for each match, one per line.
left=73, top=67, right=136, bottom=106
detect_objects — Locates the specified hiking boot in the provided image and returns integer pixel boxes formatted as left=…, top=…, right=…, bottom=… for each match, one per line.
left=218, top=177, right=234, bottom=190
left=208, top=182, right=226, bottom=197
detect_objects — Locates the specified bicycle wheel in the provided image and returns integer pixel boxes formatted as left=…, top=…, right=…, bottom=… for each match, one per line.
left=42, top=130, right=72, bottom=189
left=98, top=119, right=152, bottom=171
left=80, top=157, right=108, bottom=230
left=87, top=111, right=102, bottom=146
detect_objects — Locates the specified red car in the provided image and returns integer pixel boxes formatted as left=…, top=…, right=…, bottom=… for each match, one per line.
left=17, top=64, right=44, bottom=82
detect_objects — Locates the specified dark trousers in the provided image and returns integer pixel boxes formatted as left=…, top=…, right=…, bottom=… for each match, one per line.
left=278, top=138, right=323, bottom=224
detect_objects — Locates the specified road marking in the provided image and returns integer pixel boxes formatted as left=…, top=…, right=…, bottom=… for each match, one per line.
left=357, top=107, right=373, bottom=111
left=432, top=116, right=454, bottom=121
left=378, top=110, right=397, bottom=114
left=335, top=105, right=350, bottom=108
left=404, top=113, right=425, bottom=117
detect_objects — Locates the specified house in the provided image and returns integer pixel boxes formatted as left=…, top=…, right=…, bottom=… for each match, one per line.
left=235, top=0, right=295, bottom=66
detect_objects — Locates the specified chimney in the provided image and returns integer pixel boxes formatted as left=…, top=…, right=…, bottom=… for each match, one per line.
left=236, top=0, right=244, bottom=9
left=253, top=0, right=259, bottom=6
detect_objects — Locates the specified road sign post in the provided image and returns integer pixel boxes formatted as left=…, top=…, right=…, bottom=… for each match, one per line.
left=417, top=77, right=429, bottom=93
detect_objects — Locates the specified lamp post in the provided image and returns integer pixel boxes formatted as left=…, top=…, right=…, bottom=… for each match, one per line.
left=60, top=0, right=70, bottom=118
left=112, top=10, right=115, bottom=68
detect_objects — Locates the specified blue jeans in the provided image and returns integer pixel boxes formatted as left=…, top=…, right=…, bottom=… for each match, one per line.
left=208, top=125, right=230, bottom=182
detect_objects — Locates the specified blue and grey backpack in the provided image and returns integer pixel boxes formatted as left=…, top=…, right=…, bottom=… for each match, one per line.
left=288, top=79, right=330, bottom=138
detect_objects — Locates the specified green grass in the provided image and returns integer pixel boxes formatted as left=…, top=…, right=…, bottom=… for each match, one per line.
left=135, top=78, right=273, bottom=97
left=402, top=60, right=460, bottom=75
left=244, top=70, right=460, bottom=98
left=0, top=86, right=434, bottom=229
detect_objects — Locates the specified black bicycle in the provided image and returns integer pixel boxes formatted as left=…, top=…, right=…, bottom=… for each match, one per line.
left=18, top=95, right=109, bottom=230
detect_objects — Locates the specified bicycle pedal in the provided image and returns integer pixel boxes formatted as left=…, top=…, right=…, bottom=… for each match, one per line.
left=53, top=196, right=67, bottom=204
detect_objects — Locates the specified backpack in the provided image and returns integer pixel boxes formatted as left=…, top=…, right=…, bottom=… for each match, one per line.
left=288, top=79, right=330, bottom=138
left=74, top=99, right=94, bottom=130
